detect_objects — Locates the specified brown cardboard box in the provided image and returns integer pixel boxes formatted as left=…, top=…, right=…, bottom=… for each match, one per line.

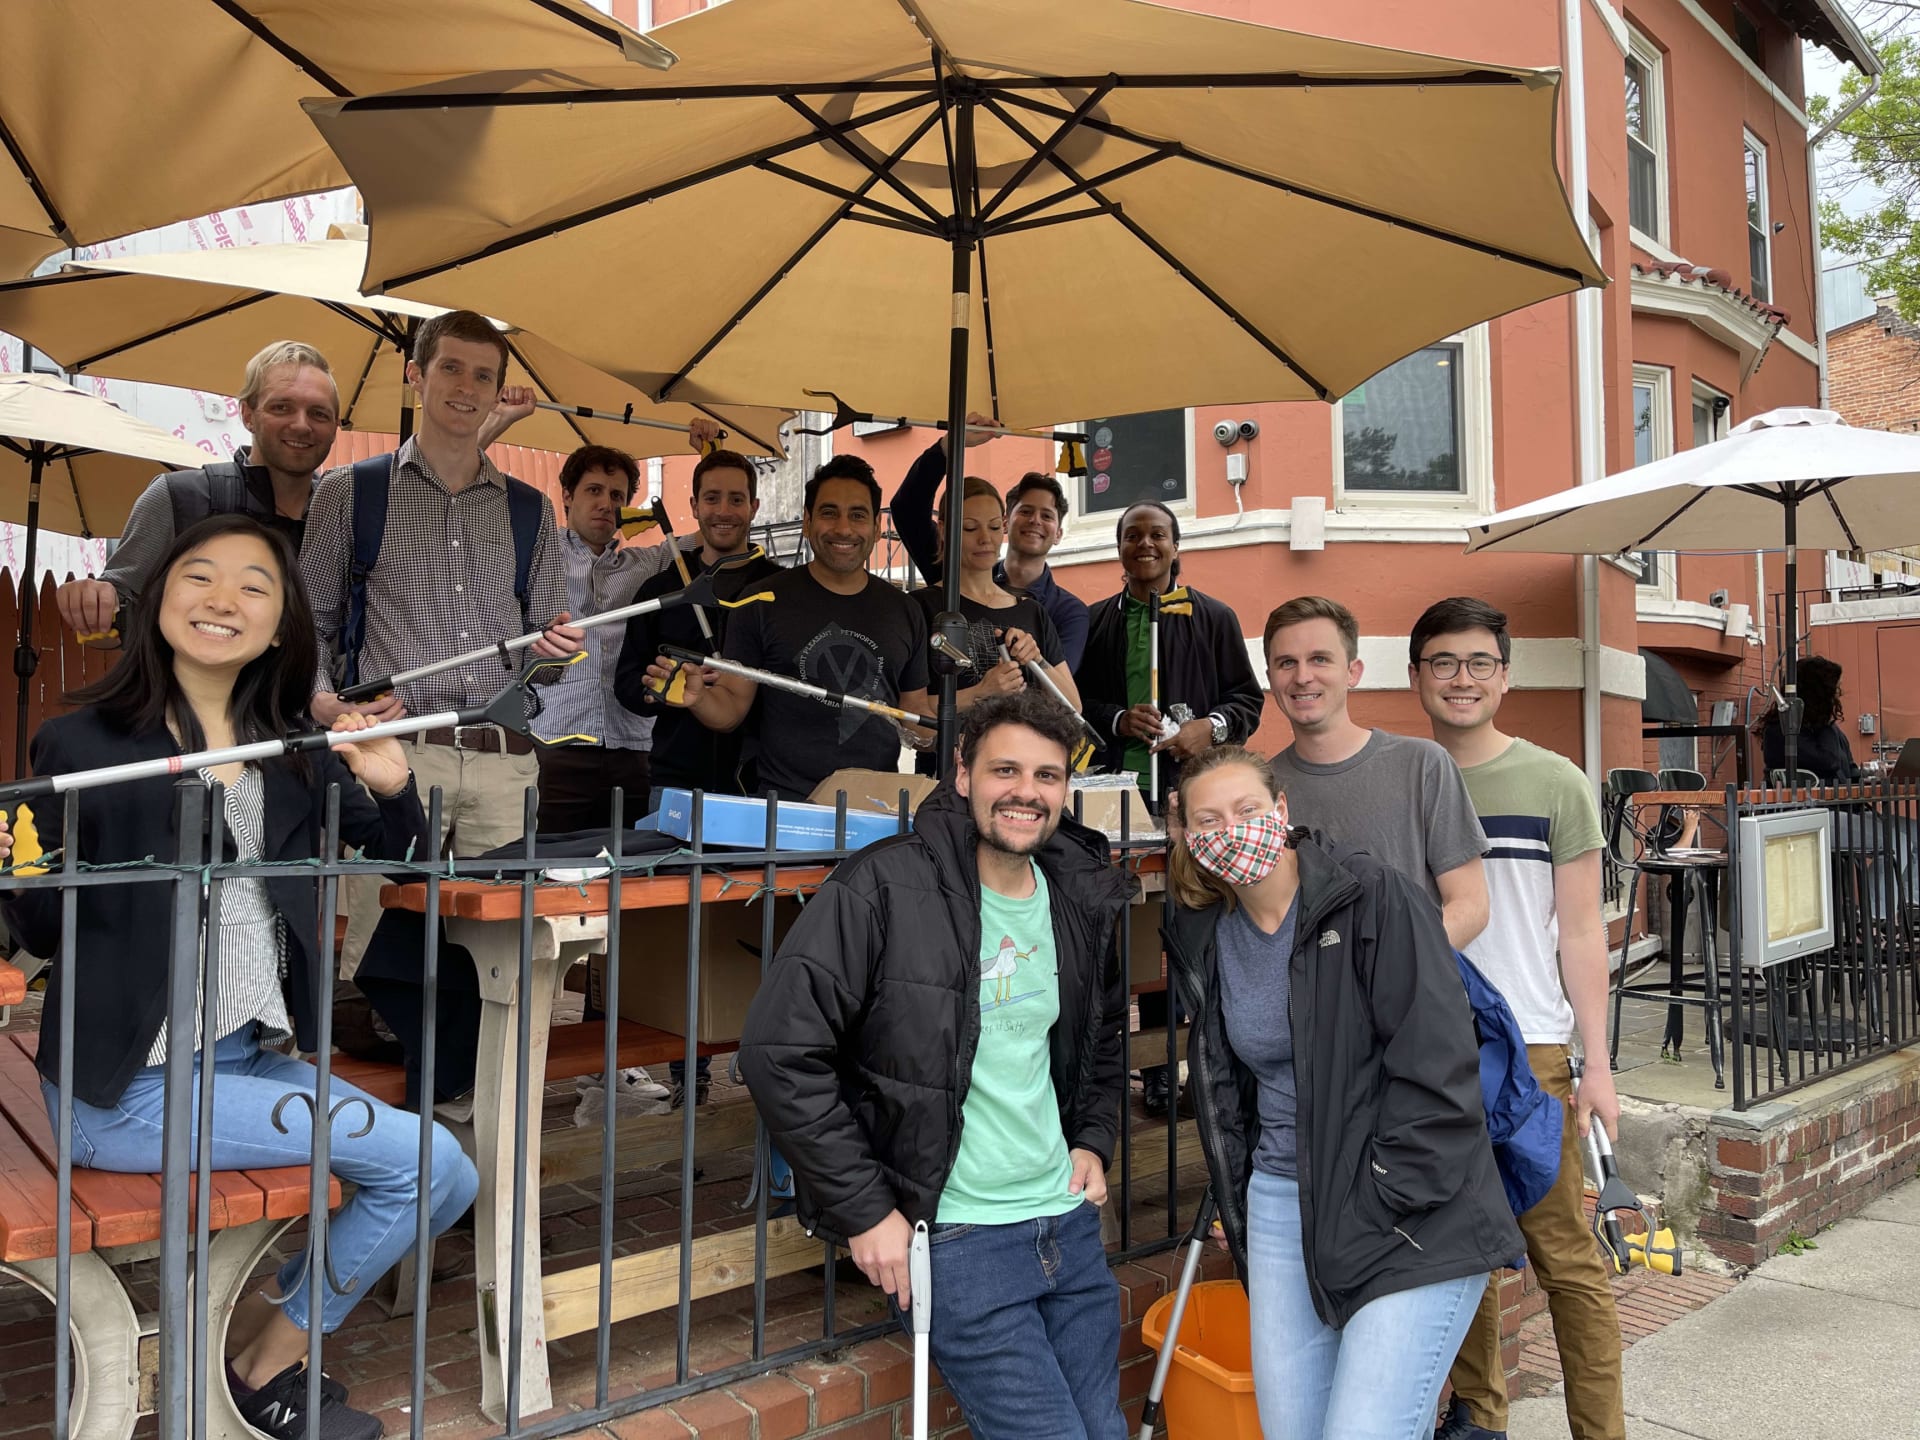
left=1071, top=781, right=1157, bottom=838
left=1124, top=870, right=1169, bottom=989
left=808, top=768, right=939, bottom=816
left=612, top=894, right=804, bottom=1043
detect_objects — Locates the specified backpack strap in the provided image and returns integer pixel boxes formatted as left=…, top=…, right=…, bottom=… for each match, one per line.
left=338, top=454, right=396, bottom=689
left=164, top=460, right=252, bottom=536
left=503, top=476, right=545, bottom=621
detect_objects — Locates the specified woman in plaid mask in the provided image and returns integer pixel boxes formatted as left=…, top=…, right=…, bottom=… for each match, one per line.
left=1163, top=746, right=1521, bottom=1440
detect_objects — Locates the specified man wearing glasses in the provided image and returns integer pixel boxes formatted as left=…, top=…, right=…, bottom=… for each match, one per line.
left=1261, top=596, right=1489, bottom=949
left=1410, top=597, right=1623, bottom=1440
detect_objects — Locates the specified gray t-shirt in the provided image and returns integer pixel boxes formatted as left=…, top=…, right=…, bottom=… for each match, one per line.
left=1217, top=899, right=1298, bottom=1178
left=1269, top=730, right=1488, bottom=903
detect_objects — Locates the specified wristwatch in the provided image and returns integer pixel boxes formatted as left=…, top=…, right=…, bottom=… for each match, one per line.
left=1207, top=712, right=1229, bottom=746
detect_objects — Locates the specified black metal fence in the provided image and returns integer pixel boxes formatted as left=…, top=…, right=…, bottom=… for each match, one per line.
left=1, top=781, right=1189, bottom=1439
left=1722, top=781, right=1920, bottom=1110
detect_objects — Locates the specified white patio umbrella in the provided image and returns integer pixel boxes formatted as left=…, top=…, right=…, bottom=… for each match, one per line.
left=0, top=373, right=211, bottom=768
left=1465, top=407, right=1920, bottom=776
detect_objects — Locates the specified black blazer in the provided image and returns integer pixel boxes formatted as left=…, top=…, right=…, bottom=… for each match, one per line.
left=2, top=705, right=425, bottom=1107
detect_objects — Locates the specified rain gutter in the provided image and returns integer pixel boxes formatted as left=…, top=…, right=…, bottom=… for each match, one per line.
left=1565, top=0, right=1606, bottom=789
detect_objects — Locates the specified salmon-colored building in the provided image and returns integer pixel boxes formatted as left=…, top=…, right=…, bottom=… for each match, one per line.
left=623, top=0, right=1878, bottom=795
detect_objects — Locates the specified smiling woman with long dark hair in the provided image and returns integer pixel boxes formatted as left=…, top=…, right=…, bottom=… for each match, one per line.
left=0, top=514, right=473, bottom=1440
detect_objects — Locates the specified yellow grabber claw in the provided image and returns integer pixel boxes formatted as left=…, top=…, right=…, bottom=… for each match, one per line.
left=6, top=804, right=47, bottom=875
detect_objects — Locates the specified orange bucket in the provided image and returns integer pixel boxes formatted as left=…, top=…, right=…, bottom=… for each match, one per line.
left=1139, top=1280, right=1260, bottom=1440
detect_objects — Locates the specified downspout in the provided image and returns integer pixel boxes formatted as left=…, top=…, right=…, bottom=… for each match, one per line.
left=1566, top=0, right=1606, bottom=788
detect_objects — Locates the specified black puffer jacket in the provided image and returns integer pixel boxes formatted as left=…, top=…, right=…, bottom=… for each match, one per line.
left=1166, top=834, right=1522, bottom=1328
left=738, top=784, right=1137, bottom=1243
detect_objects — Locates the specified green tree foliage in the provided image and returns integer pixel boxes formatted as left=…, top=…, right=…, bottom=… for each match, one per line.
left=1817, top=20, right=1920, bottom=320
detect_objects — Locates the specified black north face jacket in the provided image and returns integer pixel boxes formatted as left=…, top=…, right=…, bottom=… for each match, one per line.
left=1166, top=835, right=1523, bottom=1329
left=738, top=784, right=1136, bottom=1244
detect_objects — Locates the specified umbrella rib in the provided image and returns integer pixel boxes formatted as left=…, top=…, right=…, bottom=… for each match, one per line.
left=977, top=78, right=1119, bottom=223
left=986, top=206, right=1111, bottom=237
left=692, top=403, right=783, bottom=459
left=756, top=161, right=942, bottom=234
left=340, top=337, right=383, bottom=432
left=983, top=96, right=1331, bottom=401
left=1814, top=476, right=1862, bottom=552
left=656, top=103, right=949, bottom=401
left=206, top=0, right=350, bottom=96
left=986, top=147, right=1177, bottom=233
left=501, top=336, right=593, bottom=448
left=372, top=90, right=937, bottom=294
left=995, top=91, right=1595, bottom=287
left=0, top=115, right=70, bottom=243
left=784, top=94, right=947, bottom=227
left=65, top=289, right=281, bottom=373
left=973, top=156, right=1002, bottom=422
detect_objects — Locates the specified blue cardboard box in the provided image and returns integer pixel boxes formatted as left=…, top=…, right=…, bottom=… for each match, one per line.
left=654, top=789, right=911, bottom=852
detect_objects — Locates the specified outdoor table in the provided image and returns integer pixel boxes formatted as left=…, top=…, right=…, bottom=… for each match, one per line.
left=377, top=864, right=829, bottom=1423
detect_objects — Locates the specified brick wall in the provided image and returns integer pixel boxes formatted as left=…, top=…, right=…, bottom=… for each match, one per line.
left=601, top=1246, right=1240, bottom=1439
left=1828, top=307, right=1920, bottom=436
left=1698, top=1053, right=1920, bottom=1266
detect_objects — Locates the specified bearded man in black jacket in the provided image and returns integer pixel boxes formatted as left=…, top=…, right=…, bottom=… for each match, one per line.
left=739, top=690, right=1135, bottom=1440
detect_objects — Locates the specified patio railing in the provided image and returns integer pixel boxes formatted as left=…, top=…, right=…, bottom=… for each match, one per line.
left=0, top=782, right=1191, bottom=1439
left=1721, top=780, right=1920, bottom=1110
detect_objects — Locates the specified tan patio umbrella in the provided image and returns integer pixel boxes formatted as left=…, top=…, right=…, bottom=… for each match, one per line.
left=0, top=233, right=790, bottom=457
left=308, top=0, right=1606, bottom=751
left=0, top=0, right=675, bottom=279
left=0, top=373, right=211, bottom=765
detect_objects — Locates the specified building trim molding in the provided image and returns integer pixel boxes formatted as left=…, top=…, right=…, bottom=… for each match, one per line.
left=1587, top=0, right=1631, bottom=55
left=1631, top=270, right=1783, bottom=384
left=1810, top=595, right=1920, bottom=626
left=1670, top=0, right=1810, bottom=128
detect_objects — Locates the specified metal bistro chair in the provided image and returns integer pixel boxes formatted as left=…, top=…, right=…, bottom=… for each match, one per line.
left=1605, top=767, right=1728, bottom=1087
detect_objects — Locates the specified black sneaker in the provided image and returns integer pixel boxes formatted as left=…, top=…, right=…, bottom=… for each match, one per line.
left=1434, top=1397, right=1506, bottom=1440
left=233, top=1359, right=383, bottom=1440
left=668, top=1077, right=712, bottom=1110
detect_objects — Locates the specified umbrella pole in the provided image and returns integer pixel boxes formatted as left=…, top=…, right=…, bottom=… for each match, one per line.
left=1782, top=495, right=1800, bottom=785
left=12, top=449, right=44, bottom=779
left=398, top=319, right=418, bottom=447
left=935, top=94, right=978, bottom=779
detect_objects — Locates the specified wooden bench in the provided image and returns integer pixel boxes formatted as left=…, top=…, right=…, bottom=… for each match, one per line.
left=0, top=1025, right=343, bottom=1440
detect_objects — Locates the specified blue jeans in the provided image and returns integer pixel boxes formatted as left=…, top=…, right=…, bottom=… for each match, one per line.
left=1246, top=1170, right=1484, bottom=1440
left=920, top=1203, right=1126, bottom=1440
left=44, top=1026, right=477, bottom=1334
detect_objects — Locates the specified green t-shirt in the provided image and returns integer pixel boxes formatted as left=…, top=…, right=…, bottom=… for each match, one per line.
left=1122, top=594, right=1152, bottom=780
left=938, top=867, right=1081, bottom=1224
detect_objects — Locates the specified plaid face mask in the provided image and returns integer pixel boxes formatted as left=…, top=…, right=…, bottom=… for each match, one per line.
left=1186, top=810, right=1289, bottom=886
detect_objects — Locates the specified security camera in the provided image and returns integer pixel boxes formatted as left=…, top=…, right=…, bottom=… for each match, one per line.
left=1213, top=420, right=1240, bottom=447
left=1238, top=419, right=1260, bottom=442
left=1710, top=589, right=1729, bottom=608
left=1712, top=395, right=1730, bottom=418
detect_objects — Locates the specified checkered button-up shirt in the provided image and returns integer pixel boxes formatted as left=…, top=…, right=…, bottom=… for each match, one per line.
left=302, top=439, right=569, bottom=715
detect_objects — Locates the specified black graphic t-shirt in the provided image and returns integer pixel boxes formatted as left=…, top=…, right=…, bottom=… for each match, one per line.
left=911, top=587, right=1065, bottom=680
left=724, top=566, right=930, bottom=800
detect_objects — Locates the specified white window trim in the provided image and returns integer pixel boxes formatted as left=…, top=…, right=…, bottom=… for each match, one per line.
left=1632, top=364, right=1678, bottom=604
left=1626, top=27, right=1671, bottom=248
left=1744, top=130, right=1772, bottom=306
left=1058, top=408, right=1197, bottom=542
left=1330, top=325, right=1493, bottom=516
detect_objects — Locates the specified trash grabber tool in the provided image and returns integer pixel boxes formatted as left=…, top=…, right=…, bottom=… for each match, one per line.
left=0, top=655, right=575, bottom=870
left=650, top=498, right=717, bottom=648
left=532, top=399, right=726, bottom=446
left=660, top=645, right=938, bottom=732
left=790, top=389, right=1089, bottom=447
left=1148, top=590, right=1161, bottom=805
left=1570, top=1056, right=1680, bottom=1276
left=337, top=570, right=769, bottom=703
left=999, top=643, right=1098, bottom=772
left=1138, top=1186, right=1219, bottom=1440
left=909, top=1220, right=932, bottom=1440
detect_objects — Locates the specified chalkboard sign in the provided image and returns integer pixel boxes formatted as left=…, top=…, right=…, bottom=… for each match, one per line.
left=1083, top=409, right=1188, bottom=514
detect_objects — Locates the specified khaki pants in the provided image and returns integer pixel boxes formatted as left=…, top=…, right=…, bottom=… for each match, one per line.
left=337, top=740, right=541, bottom=978
left=1447, top=1043, right=1626, bottom=1440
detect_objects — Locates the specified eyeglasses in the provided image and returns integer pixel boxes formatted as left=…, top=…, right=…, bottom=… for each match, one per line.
left=1419, top=653, right=1504, bottom=680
